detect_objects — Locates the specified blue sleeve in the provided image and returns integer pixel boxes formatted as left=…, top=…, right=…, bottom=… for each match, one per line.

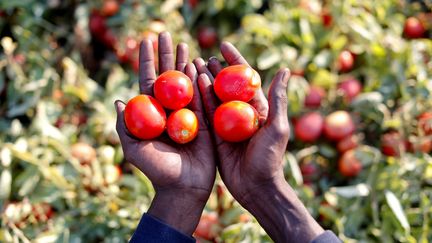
left=129, top=213, right=195, bottom=243
left=310, top=230, right=342, bottom=243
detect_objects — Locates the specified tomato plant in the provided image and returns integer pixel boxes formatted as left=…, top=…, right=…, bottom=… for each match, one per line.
left=213, top=65, right=261, bottom=102
left=124, top=95, right=167, bottom=140
left=167, top=108, right=199, bottom=144
left=153, top=70, right=194, bottom=110
left=214, top=101, right=259, bottom=142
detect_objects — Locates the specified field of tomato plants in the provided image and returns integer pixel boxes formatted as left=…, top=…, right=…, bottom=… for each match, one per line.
left=0, top=0, right=431, bottom=242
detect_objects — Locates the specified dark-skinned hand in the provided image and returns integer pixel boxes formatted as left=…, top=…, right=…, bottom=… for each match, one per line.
left=194, top=42, right=324, bottom=242
left=114, top=32, right=216, bottom=236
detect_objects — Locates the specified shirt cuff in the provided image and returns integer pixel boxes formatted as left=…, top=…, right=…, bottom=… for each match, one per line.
left=129, top=213, right=195, bottom=243
left=310, top=230, right=342, bottom=243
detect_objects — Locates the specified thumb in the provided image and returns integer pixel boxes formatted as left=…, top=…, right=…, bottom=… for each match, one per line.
left=114, top=100, right=133, bottom=143
left=266, top=69, right=290, bottom=134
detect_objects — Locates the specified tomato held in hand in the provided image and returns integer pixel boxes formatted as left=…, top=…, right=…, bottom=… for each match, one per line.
left=323, top=111, right=355, bottom=141
left=167, top=108, right=199, bottom=144
left=338, top=149, right=362, bottom=177
left=294, top=112, right=324, bottom=142
left=214, top=101, right=259, bottom=142
left=214, top=65, right=261, bottom=102
left=154, top=70, right=193, bottom=110
left=124, top=95, right=166, bottom=140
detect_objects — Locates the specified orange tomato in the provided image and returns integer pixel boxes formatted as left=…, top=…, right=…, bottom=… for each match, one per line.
left=167, top=109, right=199, bottom=144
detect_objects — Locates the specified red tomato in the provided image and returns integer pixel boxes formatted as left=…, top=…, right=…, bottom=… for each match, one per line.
left=194, top=212, right=219, bottom=240
left=381, top=131, right=406, bottom=157
left=418, top=112, right=432, bottom=135
left=33, top=203, right=54, bottom=222
left=214, top=65, right=261, bottom=103
left=337, top=50, right=355, bottom=72
left=214, top=101, right=259, bottom=142
left=153, top=70, right=193, bottom=110
left=187, top=0, right=198, bottom=9
left=167, top=109, right=199, bottom=144
left=89, top=12, right=107, bottom=36
left=321, top=9, right=333, bottom=27
left=124, top=95, right=166, bottom=140
left=300, top=161, right=320, bottom=183
left=197, top=26, right=218, bottom=49
left=404, top=17, right=426, bottom=39
left=323, top=111, right=355, bottom=141
left=337, top=78, right=362, bottom=102
left=338, top=149, right=362, bottom=177
left=294, top=112, right=324, bottom=142
left=407, top=137, right=432, bottom=154
left=337, top=134, right=360, bottom=153
left=305, top=86, right=326, bottom=108
left=101, top=0, right=119, bottom=17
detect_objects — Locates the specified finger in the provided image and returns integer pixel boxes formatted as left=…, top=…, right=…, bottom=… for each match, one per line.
left=139, top=40, right=157, bottom=95
left=266, top=68, right=290, bottom=132
left=114, top=100, right=135, bottom=144
left=208, top=56, right=223, bottom=77
left=250, top=89, right=269, bottom=126
left=197, top=74, right=219, bottom=126
left=220, top=41, right=249, bottom=66
left=193, top=58, right=214, bottom=81
left=175, top=43, right=189, bottom=72
left=158, top=32, right=175, bottom=73
left=185, top=63, right=207, bottom=129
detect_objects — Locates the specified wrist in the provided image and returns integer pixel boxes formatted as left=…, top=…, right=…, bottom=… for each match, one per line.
left=240, top=176, right=324, bottom=243
left=147, top=188, right=209, bottom=236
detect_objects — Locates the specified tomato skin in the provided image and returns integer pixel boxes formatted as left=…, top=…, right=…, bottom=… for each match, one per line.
left=323, top=111, right=355, bottom=141
left=101, top=0, right=119, bottom=17
left=294, top=112, right=323, bottom=142
left=337, top=134, right=360, bottom=153
left=153, top=70, right=193, bottom=110
left=381, top=132, right=406, bottom=157
left=197, top=26, right=217, bottom=49
left=214, top=65, right=261, bottom=103
left=167, top=109, right=199, bottom=144
left=124, top=95, right=166, bottom=140
left=337, top=50, right=355, bottom=72
left=214, top=101, right=259, bottom=142
left=305, top=86, right=326, bottom=108
left=418, top=112, right=432, bottom=135
left=404, top=17, right=425, bottom=39
left=338, top=149, right=362, bottom=177
left=337, top=78, right=362, bottom=102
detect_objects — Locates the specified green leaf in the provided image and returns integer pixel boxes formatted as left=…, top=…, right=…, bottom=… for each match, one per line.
left=385, top=190, right=410, bottom=232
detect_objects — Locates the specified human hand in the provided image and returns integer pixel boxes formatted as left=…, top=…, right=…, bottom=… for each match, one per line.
left=114, top=32, right=216, bottom=235
left=194, top=42, right=324, bottom=242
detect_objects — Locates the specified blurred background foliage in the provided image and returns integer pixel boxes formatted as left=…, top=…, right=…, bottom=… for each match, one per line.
left=0, top=0, right=431, bottom=242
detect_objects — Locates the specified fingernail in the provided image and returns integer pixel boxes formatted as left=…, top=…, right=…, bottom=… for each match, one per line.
left=209, top=56, right=218, bottom=62
left=114, top=100, right=122, bottom=113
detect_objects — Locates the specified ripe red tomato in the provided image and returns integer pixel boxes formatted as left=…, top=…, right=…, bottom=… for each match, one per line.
left=418, top=112, right=432, bottom=135
left=404, top=17, right=426, bottom=39
left=338, top=149, right=362, bottom=177
left=337, top=78, right=362, bottom=102
left=294, top=112, right=324, bottom=142
left=300, top=161, right=320, bottom=183
left=89, top=12, right=107, bottom=36
left=153, top=70, right=193, bottom=110
left=197, top=26, right=218, bottom=49
left=337, top=50, right=355, bottom=72
left=214, top=65, right=261, bottom=103
left=214, top=101, right=259, bottom=142
left=194, top=212, right=219, bottom=240
left=124, top=95, right=166, bottom=140
left=167, top=109, right=199, bottom=144
left=304, top=86, right=326, bottom=108
left=101, top=0, right=119, bottom=17
left=381, top=131, right=406, bottom=157
left=321, top=9, right=333, bottom=27
left=323, top=111, right=355, bottom=141
left=337, top=134, right=360, bottom=153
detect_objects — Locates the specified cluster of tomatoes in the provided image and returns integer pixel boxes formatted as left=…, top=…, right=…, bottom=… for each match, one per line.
left=124, top=64, right=262, bottom=144
left=124, top=71, right=198, bottom=144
